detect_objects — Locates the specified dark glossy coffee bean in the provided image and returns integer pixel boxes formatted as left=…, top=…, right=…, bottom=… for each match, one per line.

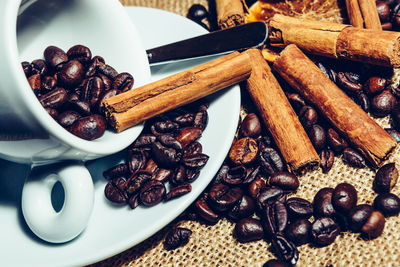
left=151, top=141, right=182, bottom=167
left=85, top=55, right=105, bottom=77
left=193, top=108, right=208, bottom=130
left=127, top=192, right=140, bottom=209
left=57, top=110, right=81, bottom=128
left=393, top=6, right=400, bottom=27
left=187, top=4, right=209, bottom=21
left=103, top=163, right=129, bottom=180
left=258, top=135, right=273, bottom=148
left=286, top=92, right=306, bottom=111
left=365, top=76, right=387, bottom=95
left=31, top=59, right=48, bottom=76
left=248, top=178, right=267, bottom=199
left=41, top=76, right=57, bottom=92
left=104, top=177, right=128, bottom=204
left=125, top=172, right=151, bottom=196
left=81, top=76, right=104, bottom=106
left=342, top=148, right=366, bottom=168
left=183, top=153, right=209, bottom=169
left=271, top=234, right=299, bottom=265
left=376, top=1, right=391, bottom=21
left=21, top=61, right=32, bottom=77
left=127, top=148, right=147, bottom=174
left=313, top=187, right=336, bottom=218
left=139, top=180, right=166, bottom=206
left=170, top=165, right=187, bottom=186
left=67, top=44, right=92, bottom=64
left=65, top=99, right=91, bottom=116
left=286, top=197, right=313, bottom=219
left=240, top=113, right=262, bottom=137
left=374, top=193, right=400, bottom=217
left=227, top=195, right=255, bottom=221
left=392, top=107, right=400, bottom=131
left=348, top=204, right=374, bottom=232
left=175, top=127, right=202, bottom=148
left=174, top=113, right=195, bottom=126
left=332, top=183, right=358, bottom=213
left=112, top=72, right=134, bottom=92
left=320, top=148, right=335, bottom=173
left=59, top=59, right=84, bottom=87
left=97, top=88, right=119, bottom=111
left=285, top=219, right=311, bottom=246
left=229, top=137, right=258, bottom=165
left=268, top=172, right=299, bottom=192
left=208, top=184, right=243, bottom=212
left=257, top=186, right=285, bottom=210
left=165, top=183, right=192, bottom=201
left=183, top=141, right=202, bottom=157
left=373, top=162, right=398, bottom=194
left=154, top=120, right=179, bottom=134
left=233, top=218, right=264, bottom=243
left=132, top=134, right=157, bottom=148
left=385, top=128, right=400, bottom=142
left=353, top=91, right=370, bottom=112
left=194, top=197, right=219, bottom=224
left=259, top=147, right=284, bottom=175
left=327, top=128, right=347, bottom=153
left=361, top=210, right=385, bottom=239
left=242, top=165, right=261, bottom=185
left=44, top=46, right=68, bottom=69
left=299, top=105, right=318, bottom=128
left=311, top=217, right=340, bottom=246
left=153, top=168, right=173, bottom=183
left=141, top=158, right=157, bottom=175
left=308, top=124, right=326, bottom=151
left=45, top=107, right=58, bottom=119
left=371, top=90, right=396, bottom=117
left=336, top=71, right=363, bottom=93
left=96, top=64, right=118, bottom=79
left=263, top=259, right=290, bottom=267
left=68, top=114, right=106, bottom=140
left=261, top=200, right=288, bottom=236
left=39, top=87, right=68, bottom=108
left=28, top=74, right=41, bottom=93
left=163, top=227, right=192, bottom=250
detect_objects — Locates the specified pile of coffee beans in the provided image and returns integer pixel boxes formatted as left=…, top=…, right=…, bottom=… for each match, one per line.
left=22, top=45, right=134, bottom=140
left=103, top=101, right=209, bottom=210
left=376, top=0, right=400, bottom=30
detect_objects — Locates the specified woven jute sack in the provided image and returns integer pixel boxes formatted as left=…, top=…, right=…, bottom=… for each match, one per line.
left=93, top=1, right=400, bottom=266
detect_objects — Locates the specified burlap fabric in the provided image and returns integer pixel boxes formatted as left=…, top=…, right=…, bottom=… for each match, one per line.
left=90, top=1, right=400, bottom=266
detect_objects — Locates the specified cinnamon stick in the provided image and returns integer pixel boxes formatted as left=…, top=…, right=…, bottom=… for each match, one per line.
left=245, top=49, right=319, bottom=174
left=215, top=0, right=248, bottom=29
left=273, top=44, right=396, bottom=168
left=268, top=14, right=400, bottom=67
left=103, top=52, right=252, bottom=132
left=358, top=0, right=382, bottom=30
left=345, top=0, right=364, bottom=28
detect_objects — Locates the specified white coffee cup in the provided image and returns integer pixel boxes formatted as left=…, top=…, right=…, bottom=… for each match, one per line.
left=0, top=0, right=150, bottom=243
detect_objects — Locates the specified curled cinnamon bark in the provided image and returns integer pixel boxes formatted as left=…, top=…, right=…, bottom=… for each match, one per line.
left=215, top=0, right=248, bottom=29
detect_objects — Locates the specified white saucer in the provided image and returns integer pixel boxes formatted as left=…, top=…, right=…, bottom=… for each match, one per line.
left=0, top=7, right=240, bottom=266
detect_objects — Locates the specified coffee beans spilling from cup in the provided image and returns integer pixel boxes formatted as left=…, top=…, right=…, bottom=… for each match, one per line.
left=103, top=101, right=209, bottom=209
left=22, top=45, right=134, bottom=140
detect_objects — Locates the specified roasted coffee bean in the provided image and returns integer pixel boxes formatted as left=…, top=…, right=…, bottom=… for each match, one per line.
left=104, top=177, right=128, bottom=204
left=393, top=6, right=400, bottom=27
left=68, top=92, right=80, bottom=101
left=68, top=114, right=106, bottom=140
left=128, top=193, right=140, bottom=209
left=257, top=186, right=285, bottom=210
left=212, top=163, right=229, bottom=185
left=163, top=227, right=192, bottom=250
left=59, top=59, right=84, bottom=87
left=151, top=141, right=182, bottom=167
left=361, top=210, right=385, bottom=239
left=139, top=180, right=166, bottom=206
left=98, top=72, right=112, bottom=91
left=299, top=105, right=318, bottom=128
left=45, top=107, right=58, bottom=119
left=125, top=172, right=151, bottom=196
left=103, top=163, right=129, bottom=180
left=286, top=197, right=313, bottom=219
left=348, top=204, right=374, bottom=232
left=171, top=165, right=187, bottom=185
left=261, top=200, right=288, bottom=236
left=112, top=72, right=134, bottom=92
left=57, top=110, right=81, bottom=128
left=327, top=128, right=348, bottom=153
left=286, top=92, right=306, bottom=111
left=194, top=197, right=219, bottom=224
left=175, top=127, right=202, bottom=148
left=97, top=88, right=119, bottom=111
left=28, top=74, right=41, bottom=93
left=154, top=120, right=179, bottom=134
left=165, top=183, right=192, bottom=201
left=174, top=113, right=195, bottom=126
left=336, top=71, right=363, bottom=93
left=371, top=90, right=396, bottom=117
left=229, top=137, right=258, bottom=165
left=21, top=61, right=31, bottom=77
left=285, top=219, right=312, bottom=246
left=373, top=162, right=398, bottom=194
left=259, top=146, right=284, bottom=175
left=193, top=108, right=208, bottom=130
left=65, top=99, right=91, bottom=115
left=41, top=76, right=57, bottom=92
left=311, top=217, right=340, bottom=246
left=127, top=148, right=147, bottom=174
left=233, top=218, right=264, bottom=243
left=332, top=183, right=358, bottom=213
left=342, top=148, right=366, bottom=168
left=208, top=184, right=243, bottom=212
left=271, top=234, right=299, bottom=265
left=44, top=46, right=68, bottom=69
left=187, top=4, right=209, bottom=22
left=39, top=87, right=68, bottom=108
left=152, top=168, right=172, bottom=183
left=268, top=172, right=299, bottom=192
left=183, top=153, right=209, bottom=169
left=308, top=124, right=326, bottom=151
left=242, top=165, right=261, bottom=185
left=96, top=64, right=118, bottom=79
left=85, top=56, right=105, bottom=77
left=320, top=148, right=335, bottom=173
left=240, top=113, right=262, bottom=137
left=392, top=107, right=400, bottom=131
left=373, top=193, right=400, bottom=217
left=67, top=44, right=92, bottom=64
left=313, top=187, right=336, bottom=218
left=263, top=259, right=290, bottom=267
left=385, top=128, right=400, bottom=142
left=132, top=134, right=157, bottom=148
left=183, top=141, right=202, bottom=157
left=220, top=166, right=245, bottom=185
left=31, top=59, right=48, bottom=76
left=353, top=91, right=370, bottom=112
left=227, top=195, right=255, bottom=221
left=81, top=76, right=104, bottom=106
left=365, top=76, right=387, bottom=95
left=377, top=1, right=391, bottom=21
left=248, top=178, right=267, bottom=199
left=142, top=158, right=158, bottom=174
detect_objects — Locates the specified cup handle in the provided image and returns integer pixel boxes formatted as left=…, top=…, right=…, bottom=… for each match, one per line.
left=21, top=161, right=94, bottom=243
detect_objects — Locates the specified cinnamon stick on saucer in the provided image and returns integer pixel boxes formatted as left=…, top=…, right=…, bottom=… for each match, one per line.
left=246, top=49, right=319, bottom=174
left=273, top=44, right=396, bottom=168
left=215, top=0, right=248, bottom=29
left=345, top=0, right=382, bottom=30
left=103, top=52, right=252, bottom=132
